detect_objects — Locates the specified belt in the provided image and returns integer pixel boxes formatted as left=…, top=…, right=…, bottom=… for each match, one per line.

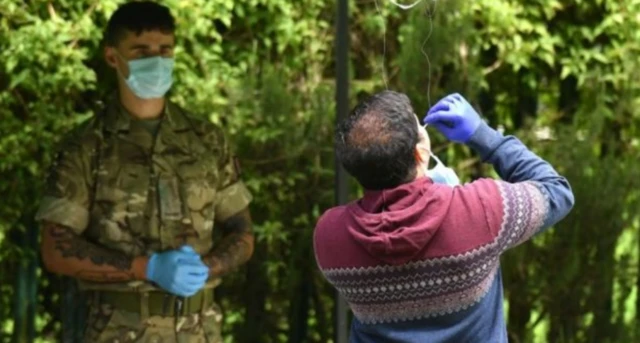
left=99, top=289, right=215, bottom=317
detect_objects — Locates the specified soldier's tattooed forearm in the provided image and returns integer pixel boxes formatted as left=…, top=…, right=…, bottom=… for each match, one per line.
left=205, top=209, right=255, bottom=277
left=41, top=222, right=142, bottom=283
left=206, top=233, right=253, bottom=276
left=48, top=224, right=132, bottom=270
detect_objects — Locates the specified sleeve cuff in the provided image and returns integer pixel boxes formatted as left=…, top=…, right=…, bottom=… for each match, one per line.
left=466, top=122, right=504, bottom=161
left=214, top=181, right=253, bottom=221
left=35, top=196, right=89, bottom=234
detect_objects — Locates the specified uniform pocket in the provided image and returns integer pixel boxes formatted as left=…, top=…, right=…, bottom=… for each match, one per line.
left=157, top=176, right=183, bottom=222
left=92, top=163, right=150, bottom=253
left=177, top=163, right=217, bottom=253
left=182, top=178, right=216, bottom=230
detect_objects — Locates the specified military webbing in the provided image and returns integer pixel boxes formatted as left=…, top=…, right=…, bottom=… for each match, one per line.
left=99, top=288, right=214, bottom=316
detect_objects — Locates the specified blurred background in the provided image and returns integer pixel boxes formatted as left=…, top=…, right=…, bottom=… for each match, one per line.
left=1, top=0, right=639, bottom=342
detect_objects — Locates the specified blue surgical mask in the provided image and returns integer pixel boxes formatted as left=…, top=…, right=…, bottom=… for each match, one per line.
left=118, top=54, right=174, bottom=99
left=424, top=153, right=460, bottom=186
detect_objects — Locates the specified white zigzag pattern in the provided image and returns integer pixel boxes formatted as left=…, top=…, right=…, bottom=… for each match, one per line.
left=330, top=256, right=496, bottom=288
left=323, top=240, right=500, bottom=277
left=345, top=276, right=497, bottom=303
left=340, top=263, right=499, bottom=303
left=353, top=268, right=499, bottom=325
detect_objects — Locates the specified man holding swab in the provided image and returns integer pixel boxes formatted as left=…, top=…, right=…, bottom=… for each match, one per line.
left=313, top=91, right=574, bottom=342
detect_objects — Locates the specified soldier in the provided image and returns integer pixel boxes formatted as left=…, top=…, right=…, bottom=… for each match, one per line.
left=36, top=2, right=254, bottom=342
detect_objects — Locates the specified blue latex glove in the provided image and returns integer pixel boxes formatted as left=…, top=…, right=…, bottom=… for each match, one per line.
left=423, top=93, right=482, bottom=143
left=146, top=245, right=209, bottom=297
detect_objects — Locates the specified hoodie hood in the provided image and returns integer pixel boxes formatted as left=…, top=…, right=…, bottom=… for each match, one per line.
left=346, top=177, right=453, bottom=265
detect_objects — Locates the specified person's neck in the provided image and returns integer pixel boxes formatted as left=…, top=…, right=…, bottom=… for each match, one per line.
left=118, top=86, right=165, bottom=120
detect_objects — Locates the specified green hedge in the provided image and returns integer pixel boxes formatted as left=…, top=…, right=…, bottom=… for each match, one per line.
left=1, top=0, right=639, bottom=342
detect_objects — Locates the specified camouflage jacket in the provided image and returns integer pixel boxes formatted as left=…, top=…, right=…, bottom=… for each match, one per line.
left=36, top=99, right=253, bottom=258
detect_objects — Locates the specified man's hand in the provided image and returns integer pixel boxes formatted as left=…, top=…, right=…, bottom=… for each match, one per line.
left=424, top=93, right=482, bottom=143
left=146, top=245, right=209, bottom=297
left=204, top=208, right=254, bottom=278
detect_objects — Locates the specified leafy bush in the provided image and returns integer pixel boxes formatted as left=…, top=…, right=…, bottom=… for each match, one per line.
left=1, top=0, right=638, bottom=342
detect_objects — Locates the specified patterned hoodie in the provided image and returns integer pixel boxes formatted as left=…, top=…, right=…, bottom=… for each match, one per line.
left=313, top=123, right=574, bottom=342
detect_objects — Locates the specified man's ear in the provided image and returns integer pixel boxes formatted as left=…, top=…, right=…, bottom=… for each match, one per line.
left=415, top=146, right=430, bottom=164
left=416, top=131, right=431, bottom=154
left=104, top=46, right=118, bottom=69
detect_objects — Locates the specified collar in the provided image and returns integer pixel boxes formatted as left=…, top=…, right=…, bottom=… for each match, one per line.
left=103, top=94, right=191, bottom=132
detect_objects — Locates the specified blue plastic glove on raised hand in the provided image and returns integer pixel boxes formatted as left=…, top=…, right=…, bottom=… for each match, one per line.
left=423, top=93, right=482, bottom=143
left=146, top=245, right=209, bottom=297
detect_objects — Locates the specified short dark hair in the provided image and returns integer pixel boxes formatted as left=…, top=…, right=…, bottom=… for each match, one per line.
left=104, top=1, right=176, bottom=46
left=336, top=90, right=420, bottom=190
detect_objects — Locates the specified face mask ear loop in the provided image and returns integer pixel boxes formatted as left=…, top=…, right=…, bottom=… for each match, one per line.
left=429, top=152, right=444, bottom=167
left=112, top=50, right=131, bottom=83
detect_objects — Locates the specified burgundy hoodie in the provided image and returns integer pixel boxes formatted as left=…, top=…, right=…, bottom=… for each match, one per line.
left=347, top=178, right=452, bottom=265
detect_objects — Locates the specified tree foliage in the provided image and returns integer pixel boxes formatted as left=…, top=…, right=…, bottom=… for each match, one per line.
left=0, top=0, right=638, bottom=342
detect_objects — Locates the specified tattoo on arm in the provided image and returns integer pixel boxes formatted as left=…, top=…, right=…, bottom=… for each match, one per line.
left=205, top=209, right=255, bottom=277
left=42, top=222, right=140, bottom=282
left=48, top=224, right=132, bottom=269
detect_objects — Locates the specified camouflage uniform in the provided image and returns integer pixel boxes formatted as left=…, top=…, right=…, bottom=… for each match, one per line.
left=36, top=98, right=253, bottom=342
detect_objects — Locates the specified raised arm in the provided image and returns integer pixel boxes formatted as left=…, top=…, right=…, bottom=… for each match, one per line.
left=467, top=122, right=574, bottom=231
left=425, top=93, right=574, bottom=250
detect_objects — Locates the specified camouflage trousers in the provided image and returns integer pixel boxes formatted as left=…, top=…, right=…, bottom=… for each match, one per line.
left=84, top=302, right=223, bottom=343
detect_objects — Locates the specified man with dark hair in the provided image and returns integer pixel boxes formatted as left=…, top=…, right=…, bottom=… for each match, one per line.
left=314, top=91, right=574, bottom=342
left=336, top=91, right=427, bottom=190
left=36, top=2, right=254, bottom=342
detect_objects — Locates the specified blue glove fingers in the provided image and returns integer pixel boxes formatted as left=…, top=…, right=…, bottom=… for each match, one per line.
left=428, top=93, right=459, bottom=112
left=173, top=269, right=208, bottom=295
left=177, top=255, right=205, bottom=266
left=451, top=93, right=463, bottom=102
left=429, top=122, right=456, bottom=137
left=176, top=246, right=205, bottom=265
left=179, top=265, right=210, bottom=281
left=147, top=249, right=208, bottom=296
left=425, top=111, right=459, bottom=126
left=178, top=245, right=202, bottom=261
left=424, top=111, right=446, bottom=124
left=427, top=101, right=451, bottom=115
left=184, top=273, right=209, bottom=286
left=448, top=96, right=462, bottom=109
left=192, top=264, right=211, bottom=277
left=179, top=245, right=198, bottom=254
left=181, top=259, right=210, bottom=273
left=187, top=267, right=210, bottom=276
